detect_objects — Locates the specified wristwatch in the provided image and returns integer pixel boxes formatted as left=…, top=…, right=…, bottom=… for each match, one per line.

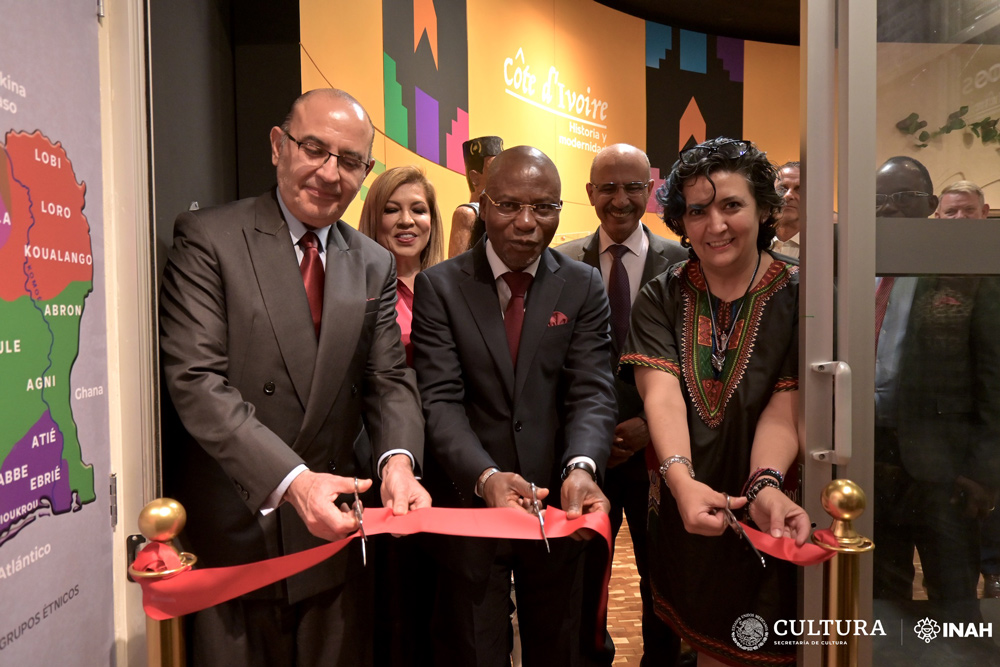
left=561, top=461, right=597, bottom=482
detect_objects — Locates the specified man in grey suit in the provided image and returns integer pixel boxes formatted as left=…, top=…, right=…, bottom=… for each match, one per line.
left=557, top=144, right=686, bottom=666
left=159, top=88, right=429, bottom=666
left=412, top=146, right=617, bottom=666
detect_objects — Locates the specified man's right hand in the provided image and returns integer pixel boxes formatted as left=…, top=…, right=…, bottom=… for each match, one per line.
left=482, top=471, right=548, bottom=512
left=284, top=470, right=372, bottom=541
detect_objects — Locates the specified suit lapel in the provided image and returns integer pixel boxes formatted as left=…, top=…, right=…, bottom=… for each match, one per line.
left=245, top=193, right=316, bottom=410
left=581, top=231, right=601, bottom=269
left=515, top=250, right=564, bottom=401
left=640, top=225, right=672, bottom=285
left=460, top=244, right=516, bottom=397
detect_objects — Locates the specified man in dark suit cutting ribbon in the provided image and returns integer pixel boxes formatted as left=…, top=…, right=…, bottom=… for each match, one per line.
left=159, top=88, right=429, bottom=666
left=411, top=145, right=617, bottom=667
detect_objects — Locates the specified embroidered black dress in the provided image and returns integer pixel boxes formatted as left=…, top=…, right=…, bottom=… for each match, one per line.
left=620, top=258, right=799, bottom=666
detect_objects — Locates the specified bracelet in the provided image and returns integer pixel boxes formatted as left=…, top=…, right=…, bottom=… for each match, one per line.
left=742, top=467, right=784, bottom=496
left=475, top=467, right=501, bottom=498
left=658, top=456, right=695, bottom=487
left=746, top=476, right=781, bottom=504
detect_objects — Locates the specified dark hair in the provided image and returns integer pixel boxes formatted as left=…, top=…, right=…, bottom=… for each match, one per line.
left=656, top=137, right=783, bottom=255
left=778, top=160, right=800, bottom=171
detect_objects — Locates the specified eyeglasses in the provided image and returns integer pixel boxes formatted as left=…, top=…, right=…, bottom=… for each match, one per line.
left=483, top=191, right=562, bottom=220
left=679, top=140, right=752, bottom=164
left=875, top=191, right=932, bottom=211
left=283, top=130, right=370, bottom=176
left=591, top=181, right=649, bottom=196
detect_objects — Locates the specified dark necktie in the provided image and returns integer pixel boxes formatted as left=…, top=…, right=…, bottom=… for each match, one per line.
left=501, top=271, right=533, bottom=363
left=874, top=276, right=895, bottom=351
left=607, top=244, right=632, bottom=352
left=299, top=231, right=324, bottom=338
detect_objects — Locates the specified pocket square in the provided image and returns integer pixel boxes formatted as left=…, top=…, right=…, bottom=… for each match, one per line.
left=548, top=311, right=568, bottom=327
left=366, top=297, right=377, bottom=301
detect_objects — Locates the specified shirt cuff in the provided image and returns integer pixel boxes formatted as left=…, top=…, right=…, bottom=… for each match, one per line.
left=260, top=464, right=308, bottom=516
left=566, top=456, right=597, bottom=474
left=377, top=449, right=416, bottom=480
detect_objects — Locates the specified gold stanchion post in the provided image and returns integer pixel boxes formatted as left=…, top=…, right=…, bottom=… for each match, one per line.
left=129, top=498, right=197, bottom=667
left=811, top=479, right=875, bottom=667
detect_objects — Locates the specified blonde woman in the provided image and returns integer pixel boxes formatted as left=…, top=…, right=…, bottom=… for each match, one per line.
left=360, top=165, right=444, bottom=365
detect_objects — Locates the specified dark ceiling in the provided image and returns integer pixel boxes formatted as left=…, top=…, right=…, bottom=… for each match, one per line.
left=596, top=0, right=800, bottom=45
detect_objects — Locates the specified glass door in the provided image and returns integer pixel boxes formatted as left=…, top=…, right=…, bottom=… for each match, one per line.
left=801, top=1, right=1000, bottom=664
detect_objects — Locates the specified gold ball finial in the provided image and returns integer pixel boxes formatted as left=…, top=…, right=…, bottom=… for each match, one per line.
left=821, top=479, right=866, bottom=521
left=137, top=498, right=187, bottom=542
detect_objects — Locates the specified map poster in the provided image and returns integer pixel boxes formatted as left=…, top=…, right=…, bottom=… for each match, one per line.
left=0, top=2, right=113, bottom=663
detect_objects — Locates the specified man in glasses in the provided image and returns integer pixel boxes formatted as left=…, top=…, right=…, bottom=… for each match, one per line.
left=556, top=143, right=685, bottom=666
left=159, top=88, right=429, bottom=666
left=412, top=145, right=616, bottom=666
left=873, top=157, right=1000, bottom=606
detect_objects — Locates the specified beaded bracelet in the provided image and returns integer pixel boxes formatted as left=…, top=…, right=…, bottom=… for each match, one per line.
left=746, top=476, right=782, bottom=503
left=742, top=467, right=784, bottom=496
left=659, top=455, right=695, bottom=487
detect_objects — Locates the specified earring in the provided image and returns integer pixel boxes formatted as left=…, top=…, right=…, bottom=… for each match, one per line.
left=681, top=236, right=692, bottom=248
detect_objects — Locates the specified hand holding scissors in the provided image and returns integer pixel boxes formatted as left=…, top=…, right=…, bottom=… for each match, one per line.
left=720, top=494, right=765, bottom=567
left=529, top=483, right=550, bottom=553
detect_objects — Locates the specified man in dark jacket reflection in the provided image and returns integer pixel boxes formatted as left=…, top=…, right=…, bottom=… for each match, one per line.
left=873, top=156, right=1000, bottom=601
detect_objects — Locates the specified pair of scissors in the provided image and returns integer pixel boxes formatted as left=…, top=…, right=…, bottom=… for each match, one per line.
left=354, top=478, right=368, bottom=566
left=721, top=494, right=766, bottom=567
left=529, top=483, right=550, bottom=553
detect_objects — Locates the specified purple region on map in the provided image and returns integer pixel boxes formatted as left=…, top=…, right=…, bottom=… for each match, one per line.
left=0, top=195, right=10, bottom=249
left=0, top=410, right=70, bottom=543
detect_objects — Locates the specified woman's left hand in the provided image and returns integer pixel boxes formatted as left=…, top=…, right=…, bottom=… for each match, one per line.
left=747, top=486, right=811, bottom=546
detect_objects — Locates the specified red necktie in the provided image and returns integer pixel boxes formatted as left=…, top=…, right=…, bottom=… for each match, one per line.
left=607, top=244, right=631, bottom=353
left=874, top=276, right=895, bottom=350
left=299, top=231, right=324, bottom=337
left=502, top=271, right=533, bottom=363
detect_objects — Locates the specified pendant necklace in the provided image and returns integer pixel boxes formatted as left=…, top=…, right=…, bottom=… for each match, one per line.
left=703, top=250, right=762, bottom=373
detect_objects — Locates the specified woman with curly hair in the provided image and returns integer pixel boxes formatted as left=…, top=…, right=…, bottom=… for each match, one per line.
left=619, top=138, right=810, bottom=666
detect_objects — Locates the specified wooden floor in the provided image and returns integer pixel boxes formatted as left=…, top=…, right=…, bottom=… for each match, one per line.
left=607, top=518, right=646, bottom=666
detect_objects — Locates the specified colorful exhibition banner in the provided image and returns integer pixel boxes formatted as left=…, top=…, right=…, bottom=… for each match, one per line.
left=297, top=0, right=796, bottom=239
left=0, top=2, right=113, bottom=662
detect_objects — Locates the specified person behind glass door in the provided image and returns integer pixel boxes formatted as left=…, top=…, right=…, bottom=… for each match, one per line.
left=770, top=161, right=801, bottom=259
left=621, top=137, right=809, bottom=666
left=359, top=165, right=445, bottom=366
left=935, top=179, right=990, bottom=220
left=555, top=143, right=686, bottom=667
left=934, top=179, right=1000, bottom=600
left=873, top=159, right=1000, bottom=605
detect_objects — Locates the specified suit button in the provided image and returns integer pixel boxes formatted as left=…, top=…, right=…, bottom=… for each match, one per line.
left=328, top=461, right=337, bottom=473
left=351, top=384, right=359, bottom=397
left=514, top=420, right=522, bottom=432
left=234, top=481, right=249, bottom=500
left=263, top=381, right=275, bottom=395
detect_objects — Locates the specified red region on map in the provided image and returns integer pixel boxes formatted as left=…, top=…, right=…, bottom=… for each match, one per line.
left=0, top=131, right=92, bottom=302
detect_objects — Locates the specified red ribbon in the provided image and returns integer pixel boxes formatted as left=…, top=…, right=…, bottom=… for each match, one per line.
left=132, top=507, right=836, bottom=622
left=133, top=507, right=610, bottom=621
